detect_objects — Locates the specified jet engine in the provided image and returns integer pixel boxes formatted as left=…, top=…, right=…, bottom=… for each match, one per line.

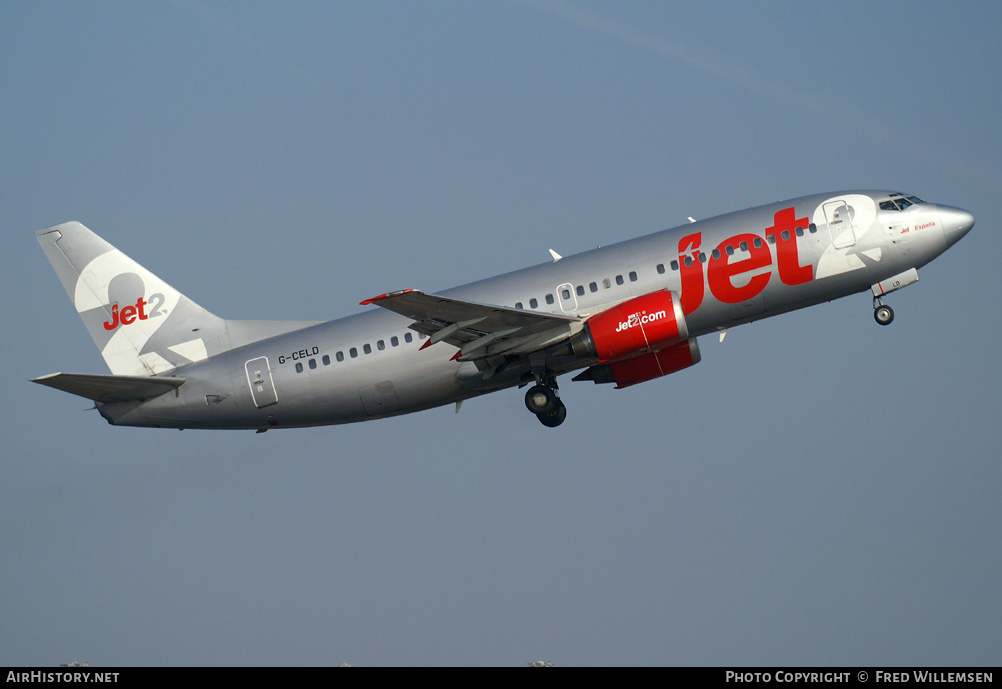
left=566, top=290, right=700, bottom=388
left=571, top=289, right=689, bottom=362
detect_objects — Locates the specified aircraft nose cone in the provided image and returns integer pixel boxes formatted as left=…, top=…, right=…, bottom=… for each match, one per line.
left=940, top=206, right=975, bottom=246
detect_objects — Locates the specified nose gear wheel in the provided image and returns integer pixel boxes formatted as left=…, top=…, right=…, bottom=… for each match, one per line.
left=872, top=297, right=894, bottom=326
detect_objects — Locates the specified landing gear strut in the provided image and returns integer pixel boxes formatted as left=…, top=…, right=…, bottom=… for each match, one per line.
left=524, top=376, right=567, bottom=427
left=873, top=297, right=894, bottom=326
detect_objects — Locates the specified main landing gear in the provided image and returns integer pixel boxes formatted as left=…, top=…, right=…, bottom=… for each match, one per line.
left=873, top=297, right=894, bottom=326
left=524, top=376, right=567, bottom=428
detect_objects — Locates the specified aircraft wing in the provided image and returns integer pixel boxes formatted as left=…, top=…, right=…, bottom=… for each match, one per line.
left=360, top=289, right=579, bottom=360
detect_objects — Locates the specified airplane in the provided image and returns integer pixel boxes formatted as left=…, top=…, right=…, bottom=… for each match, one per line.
left=32, top=190, right=974, bottom=430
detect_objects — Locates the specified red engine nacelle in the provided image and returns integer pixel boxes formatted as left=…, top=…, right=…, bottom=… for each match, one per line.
left=572, top=338, right=701, bottom=388
left=583, top=290, right=688, bottom=362
left=605, top=338, right=701, bottom=388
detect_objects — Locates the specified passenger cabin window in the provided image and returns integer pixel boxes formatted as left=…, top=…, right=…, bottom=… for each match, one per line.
left=515, top=302, right=523, bottom=310
left=391, top=336, right=399, bottom=347
left=670, top=260, right=679, bottom=271
left=530, top=298, right=538, bottom=308
left=404, top=333, right=413, bottom=343
left=337, top=351, right=344, bottom=362
left=309, top=358, right=317, bottom=370
left=616, top=275, right=624, bottom=286
left=560, top=288, right=570, bottom=301
left=377, top=340, right=385, bottom=351
left=575, top=285, right=584, bottom=297
left=545, top=294, right=554, bottom=305
left=363, top=343, right=372, bottom=354
left=350, top=347, right=358, bottom=358
left=603, top=278, right=611, bottom=289
left=629, top=271, right=638, bottom=282
left=322, top=355, right=330, bottom=365
left=656, top=264, right=665, bottom=274
left=589, top=282, right=598, bottom=292
left=295, top=363, right=303, bottom=373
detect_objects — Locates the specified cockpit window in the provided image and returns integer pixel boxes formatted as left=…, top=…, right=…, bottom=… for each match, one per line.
left=880, top=195, right=925, bottom=211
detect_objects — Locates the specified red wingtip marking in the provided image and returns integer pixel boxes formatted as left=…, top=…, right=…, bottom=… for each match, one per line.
left=360, top=288, right=417, bottom=306
left=419, top=338, right=433, bottom=351
left=450, top=350, right=463, bottom=361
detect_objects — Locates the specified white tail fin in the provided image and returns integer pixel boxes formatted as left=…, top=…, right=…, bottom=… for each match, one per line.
left=36, top=222, right=320, bottom=376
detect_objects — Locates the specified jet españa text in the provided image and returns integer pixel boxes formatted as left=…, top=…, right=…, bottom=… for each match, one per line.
left=678, top=207, right=813, bottom=314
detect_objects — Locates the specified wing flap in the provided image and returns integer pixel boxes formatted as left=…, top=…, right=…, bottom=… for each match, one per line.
left=32, top=372, right=185, bottom=403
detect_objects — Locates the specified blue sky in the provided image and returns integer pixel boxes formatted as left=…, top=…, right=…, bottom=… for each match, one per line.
left=2, top=1, right=1000, bottom=666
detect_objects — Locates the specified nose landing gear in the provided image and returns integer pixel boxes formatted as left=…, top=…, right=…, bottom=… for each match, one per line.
left=524, top=377, right=567, bottom=427
left=873, top=297, right=894, bottom=326
left=870, top=270, right=919, bottom=326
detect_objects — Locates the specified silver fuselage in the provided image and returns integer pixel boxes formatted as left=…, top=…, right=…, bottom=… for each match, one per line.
left=97, top=190, right=974, bottom=430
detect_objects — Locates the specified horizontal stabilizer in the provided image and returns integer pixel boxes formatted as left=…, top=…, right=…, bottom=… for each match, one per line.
left=31, top=372, right=185, bottom=403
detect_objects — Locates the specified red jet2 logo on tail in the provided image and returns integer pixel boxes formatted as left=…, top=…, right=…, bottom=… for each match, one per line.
left=102, top=294, right=166, bottom=330
left=678, top=207, right=814, bottom=314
